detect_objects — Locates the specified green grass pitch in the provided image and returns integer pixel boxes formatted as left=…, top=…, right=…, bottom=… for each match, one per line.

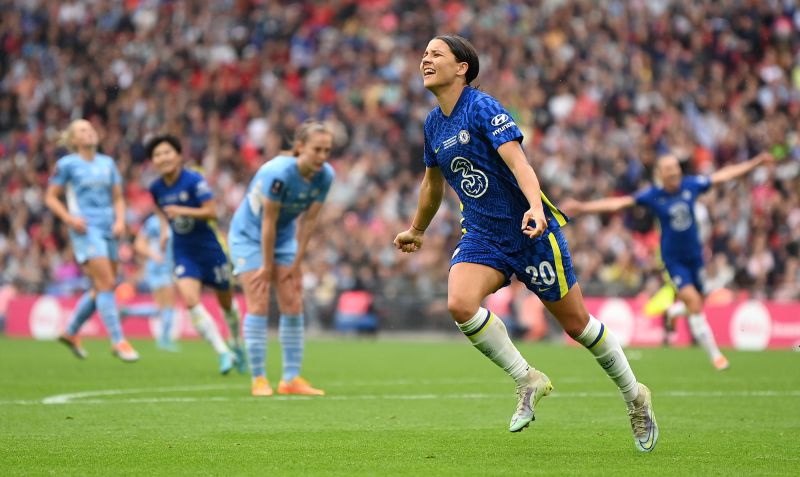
left=1, top=337, right=798, bottom=476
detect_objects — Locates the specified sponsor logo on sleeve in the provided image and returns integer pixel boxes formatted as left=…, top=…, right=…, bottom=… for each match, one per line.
left=490, top=113, right=509, bottom=127
left=271, top=179, right=284, bottom=195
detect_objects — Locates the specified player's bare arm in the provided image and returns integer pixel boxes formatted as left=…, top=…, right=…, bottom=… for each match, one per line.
left=44, top=183, right=87, bottom=233
left=254, top=197, right=281, bottom=294
left=497, top=141, right=547, bottom=239
left=561, top=195, right=636, bottom=217
left=394, top=166, right=445, bottom=253
left=293, top=201, right=325, bottom=273
left=710, top=152, right=774, bottom=185
left=162, top=198, right=217, bottom=220
left=111, top=183, right=126, bottom=239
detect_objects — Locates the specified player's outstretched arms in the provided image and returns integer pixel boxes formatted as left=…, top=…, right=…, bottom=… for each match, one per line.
left=394, top=167, right=445, bottom=253
left=710, top=152, right=774, bottom=185
left=561, top=196, right=636, bottom=217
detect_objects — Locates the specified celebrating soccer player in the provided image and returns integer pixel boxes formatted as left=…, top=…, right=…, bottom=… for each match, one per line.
left=45, top=119, right=139, bottom=362
left=228, top=120, right=335, bottom=397
left=562, top=152, right=774, bottom=370
left=393, top=35, right=658, bottom=452
left=147, top=135, right=245, bottom=374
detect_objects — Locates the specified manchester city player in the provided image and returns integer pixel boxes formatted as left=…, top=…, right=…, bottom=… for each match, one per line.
left=120, top=213, right=178, bottom=351
left=228, top=120, right=334, bottom=397
left=147, top=135, right=244, bottom=374
left=563, top=152, right=773, bottom=370
left=394, top=35, right=658, bottom=452
left=45, top=119, right=139, bottom=362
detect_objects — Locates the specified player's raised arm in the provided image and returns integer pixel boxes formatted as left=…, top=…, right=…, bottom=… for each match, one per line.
left=394, top=165, right=445, bottom=253
left=710, top=152, right=773, bottom=185
left=560, top=196, right=636, bottom=217
left=496, top=141, right=547, bottom=239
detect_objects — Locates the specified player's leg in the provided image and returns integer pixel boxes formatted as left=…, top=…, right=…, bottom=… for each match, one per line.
left=58, top=231, right=96, bottom=358
left=274, top=262, right=323, bottom=396
left=676, top=283, right=728, bottom=370
left=229, top=237, right=272, bottom=394
left=214, top=287, right=245, bottom=373
left=448, top=259, right=550, bottom=432
left=85, top=254, right=139, bottom=362
left=175, top=268, right=233, bottom=373
left=534, top=228, right=655, bottom=451
left=237, top=268, right=272, bottom=396
left=666, top=259, right=727, bottom=369
left=153, top=284, right=178, bottom=351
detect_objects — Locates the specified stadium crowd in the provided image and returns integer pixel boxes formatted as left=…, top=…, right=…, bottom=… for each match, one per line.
left=1, top=0, right=799, bottom=329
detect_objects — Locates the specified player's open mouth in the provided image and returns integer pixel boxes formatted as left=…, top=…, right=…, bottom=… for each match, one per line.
left=423, top=68, right=435, bottom=77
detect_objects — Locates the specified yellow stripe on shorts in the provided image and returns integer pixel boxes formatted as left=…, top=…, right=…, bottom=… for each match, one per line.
left=548, top=233, right=568, bottom=299
left=540, top=192, right=567, bottom=227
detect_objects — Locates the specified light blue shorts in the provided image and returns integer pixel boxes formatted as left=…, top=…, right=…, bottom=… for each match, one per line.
left=69, top=226, right=119, bottom=264
left=228, top=235, right=296, bottom=275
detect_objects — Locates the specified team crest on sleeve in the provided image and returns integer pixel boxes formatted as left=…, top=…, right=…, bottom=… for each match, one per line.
left=458, top=130, right=470, bottom=144
left=271, top=179, right=284, bottom=195
left=196, top=180, right=211, bottom=195
left=451, top=157, right=489, bottom=198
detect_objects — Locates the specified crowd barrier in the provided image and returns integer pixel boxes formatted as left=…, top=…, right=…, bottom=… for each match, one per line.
left=4, top=294, right=800, bottom=350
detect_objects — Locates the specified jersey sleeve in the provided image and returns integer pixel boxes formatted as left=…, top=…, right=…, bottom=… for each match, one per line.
left=111, top=161, right=123, bottom=186
left=194, top=175, right=214, bottom=202
left=49, top=158, right=70, bottom=186
left=423, top=116, right=438, bottom=168
left=473, top=96, right=523, bottom=150
left=686, top=175, right=712, bottom=195
left=261, top=166, right=289, bottom=202
left=634, top=187, right=656, bottom=207
left=314, top=166, right=336, bottom=203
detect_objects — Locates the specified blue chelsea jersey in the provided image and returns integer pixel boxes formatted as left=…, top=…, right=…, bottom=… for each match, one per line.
left=49, top=153, right=122, bottom=230
left=229, top=155, right=335, bottom=244
left=149, top=168, right=225, bottom=253
left=634, top=175, right=711, bottom=261
left=423, top=87, right=568, bottom=251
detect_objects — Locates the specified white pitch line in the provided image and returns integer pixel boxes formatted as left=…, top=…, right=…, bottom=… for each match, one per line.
left=0, top=387, right=796, bottom=406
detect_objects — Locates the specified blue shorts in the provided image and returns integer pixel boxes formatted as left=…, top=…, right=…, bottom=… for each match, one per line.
left=69, top=226, right=118, bottom=264
left=450, top=228, right=577, bottom=302
left=228, top=234, right=296, bottom=275
left=173, top=247, right=231, bottom=290
left=663, top=257, right=704, bottom=294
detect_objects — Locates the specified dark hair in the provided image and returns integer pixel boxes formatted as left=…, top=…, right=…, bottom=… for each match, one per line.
left=145, top=134, right=182, bottom=158
left=434, top=34, right=479, bottom=85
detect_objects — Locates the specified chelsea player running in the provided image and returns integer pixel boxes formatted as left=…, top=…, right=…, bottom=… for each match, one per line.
left=563, top=152, right=773, bottom=370
left=394, top=35, right=658, bottom=452
left=147, top=135, right=244, bottom=374
left=45, top=119, right=139, bottom=362
left=228, top=120, right=334, bottom=397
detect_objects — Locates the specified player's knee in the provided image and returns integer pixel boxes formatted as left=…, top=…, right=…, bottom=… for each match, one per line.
left=447, top=297, right=478, bottom=323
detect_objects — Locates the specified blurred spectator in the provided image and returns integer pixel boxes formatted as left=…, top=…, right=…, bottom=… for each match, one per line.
left=1, top=0, right=799, bottom=331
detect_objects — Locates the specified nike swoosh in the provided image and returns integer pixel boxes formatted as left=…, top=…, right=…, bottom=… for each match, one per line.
left=536, top=287, right=552, bottom=293
left=638, top=420, right=655, bottom=450
left=434, top=147, right=440, bottom=154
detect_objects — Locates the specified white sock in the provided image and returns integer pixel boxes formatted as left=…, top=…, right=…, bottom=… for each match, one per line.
left=666, top=301, right=688, bottom=320
left=223, top=300, right=242, bottom=347
left=575, top=315, right=639, bottom=402
left=189, top=304, right=230, bottom=355
left=687, top=312, right=723, bottom=361
left=457, top=308, right=531, bottom=385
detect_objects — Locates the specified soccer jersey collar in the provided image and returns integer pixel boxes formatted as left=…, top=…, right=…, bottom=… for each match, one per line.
left=441, top=86, right=471, bottom=118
